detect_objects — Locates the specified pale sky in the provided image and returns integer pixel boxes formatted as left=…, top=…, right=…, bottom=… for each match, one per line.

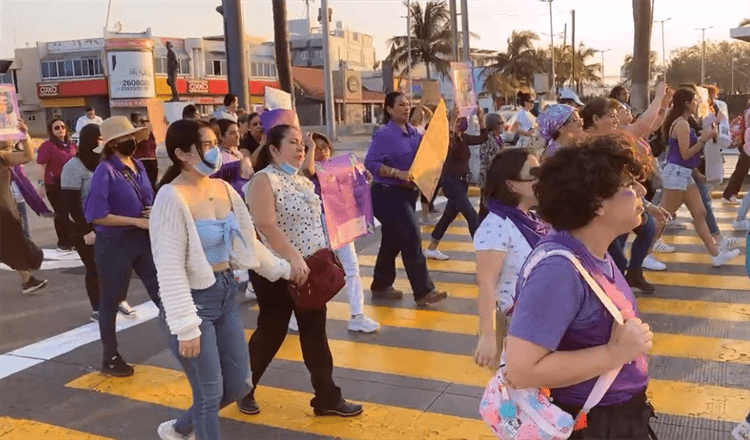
left=2, top=0, right=749, bottom=80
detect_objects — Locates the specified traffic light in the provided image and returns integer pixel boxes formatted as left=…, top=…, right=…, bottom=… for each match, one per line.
left=318, top=7, right=332, bottom=24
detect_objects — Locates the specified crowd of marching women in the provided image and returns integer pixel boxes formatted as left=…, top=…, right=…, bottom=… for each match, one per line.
left=1, top=82, right=748, bottom=439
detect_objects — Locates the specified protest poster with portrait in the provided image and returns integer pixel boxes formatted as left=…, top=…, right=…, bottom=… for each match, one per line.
left=409, top=99, right=450, bottom=201
left=318, top=153, right=375, bottom=250
left=451, top=62, right=477, bottom=118
left=0, top=85, right=24, bottom=142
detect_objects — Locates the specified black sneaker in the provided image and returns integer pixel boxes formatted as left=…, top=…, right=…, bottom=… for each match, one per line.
left=22, top=277, right=48, bottom=295
left=314, top=399, right=363, bottom=417
left=237, top=392, right=260, bottom=415
left=624, top=268, right=656, bottom=294
left=101, top=354, right=134, bottom=377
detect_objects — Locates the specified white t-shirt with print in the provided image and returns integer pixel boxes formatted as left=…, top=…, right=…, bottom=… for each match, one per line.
left=473, top=212, right=533, bottom=313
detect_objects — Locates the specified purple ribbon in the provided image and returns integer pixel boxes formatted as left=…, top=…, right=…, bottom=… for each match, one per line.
left=9, top=165, right=52, bottom=216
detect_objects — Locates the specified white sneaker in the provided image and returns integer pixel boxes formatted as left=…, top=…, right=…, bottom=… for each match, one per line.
left=711, top=248, right=741, bottom=267
left=717, top=235, right=741, bottom=251
left=288, top=313, right=299, bottom=332
left=652, top=240, right=675, bottom=253
left=117, top=301, right=136, bottom=318
left=234, top=269, right=249, bottom=283
left=732, top=421, right=750, bottom=440
left=157, top=420, right=194, bottom=440
left=424, top=248, right=450, bottom=260
left=722, top=196, right=740, bottom=206
left=245, top=283, right=257, bottom=300
left=733, top=220, right=750, bottom=231
left=348, top=314, right=380, bottom=333
left=642, top=255, right=667, bottom=271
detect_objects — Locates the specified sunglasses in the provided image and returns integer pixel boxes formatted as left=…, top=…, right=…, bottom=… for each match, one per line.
left=53, top=125, right=66, bottom=131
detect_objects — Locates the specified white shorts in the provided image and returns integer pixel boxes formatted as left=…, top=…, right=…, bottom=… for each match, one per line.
left=662, top=163, right=694, bottom=191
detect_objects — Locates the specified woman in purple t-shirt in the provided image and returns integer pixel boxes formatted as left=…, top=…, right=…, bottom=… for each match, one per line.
left=36, top=118, right=77, bottom=251
left=505, top=135, right=657, bottom=439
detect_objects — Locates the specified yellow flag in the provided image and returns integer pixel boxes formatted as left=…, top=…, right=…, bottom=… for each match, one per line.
left=409, top=99, right=449, bottom=200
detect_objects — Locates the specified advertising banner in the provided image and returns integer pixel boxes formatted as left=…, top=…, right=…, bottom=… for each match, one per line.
left=107, top=51, right=156, bottom=99
left=409, top=99, right=450, bottom=200
left=318, top=154, right=375, bottom=250
left=0, top=85, right=24, bottom=142
left=451, top=62, right=477, bottom=118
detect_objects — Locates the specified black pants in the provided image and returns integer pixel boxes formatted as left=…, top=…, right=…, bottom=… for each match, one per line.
left=724, top=148, right=750, bottom=200
left=0, top=204, right=43, bottom=271
left=45, top=182, right=75, bottom=249
left=431, top=173, right=480, bottom=240
left=95, top=228, right=161, bottom=359
left=248, top=271, right=342, bottom=410
left=140, top=159, right=158, bottom=190
left=370, top=183, right=435, bottom=299
left=557, top=390, right=658, bottom=440
left=72, top=237, right=100, bottom=311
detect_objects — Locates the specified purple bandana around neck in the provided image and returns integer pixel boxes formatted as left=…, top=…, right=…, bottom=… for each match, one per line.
left=485, top=199, right=549, bottom=247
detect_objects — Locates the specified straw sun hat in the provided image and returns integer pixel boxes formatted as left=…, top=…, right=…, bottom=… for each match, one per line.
left=100, top=115, right=149, bottom=147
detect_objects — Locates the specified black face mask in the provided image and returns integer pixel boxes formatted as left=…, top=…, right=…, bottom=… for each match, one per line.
left=115, top=139, right=137, bottom=157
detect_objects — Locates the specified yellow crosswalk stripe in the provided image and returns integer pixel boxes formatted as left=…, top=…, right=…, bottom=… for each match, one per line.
left=647, top=380, right=750, bottom=424
left=0, top=417, right=113, bottom=440
left=630, top=251, right=745, bottom=266
left=358, top=254, right=750, bottom=290
left=360, top=276, right=478, bottom=299
left=636, top=298, right=750, bottom=322
left=421, top=240, right=475, bottom=252
left=67, top=365, right=496, bottom=440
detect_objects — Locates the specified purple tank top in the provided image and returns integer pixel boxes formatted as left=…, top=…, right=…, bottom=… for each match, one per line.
left=666, top=128, right=700, bottom=169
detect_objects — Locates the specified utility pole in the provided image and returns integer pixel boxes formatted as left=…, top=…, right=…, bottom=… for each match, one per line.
left=695, top=26, right=713, bottom=85
left=595, top=48, right=611, bottom=85
left=571, top=9, right=576, bottom=92
left=407, top=0, right=412, bottom=98
left=540, top=0, right=556, bottom=99
left=217, top=0, right=249, bottom=110
left=460, top=0, right=470, bottom=63
left=449, top=0, right=459, bottom=61
left=320, top=0, right=336, bottom=139
left=653, top=18, right=671, bottom=73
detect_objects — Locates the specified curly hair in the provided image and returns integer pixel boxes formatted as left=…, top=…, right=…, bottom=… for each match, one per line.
left=534, top=134, right=650, bottom=231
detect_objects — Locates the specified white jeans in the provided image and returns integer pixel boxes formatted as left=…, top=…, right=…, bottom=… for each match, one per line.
left=335, top=240, right=365, bottom=317
left=322, top=215, right=364, bottom=316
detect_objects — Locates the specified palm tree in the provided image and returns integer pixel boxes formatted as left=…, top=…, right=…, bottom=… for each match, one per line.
left=740, top=18, right=750, bottom=26
left=482, top=72, right=520, bottom=106
left=272, top=0, right=294, bottom=102
left=386, top=0, right=453, bottom=80
left=481, top=30, right=542, bottom=89
left=538, top=43, right=601, bottom=90
left=631, top=0, right=653, bottom=112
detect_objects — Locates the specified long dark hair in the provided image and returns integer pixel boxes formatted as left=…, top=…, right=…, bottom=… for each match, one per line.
left=663, top=88, right=695, bottom=139
left=382, top=91, right=404, bottom=125
left=47, top=118, right=70, bottom=148
left=482, top=148, right=534, bottom=206
left=157, top=119, right=214, bottom=190
left=77, top=124, right=101, bottom=172
left=255, top=125, right=297, bottom=171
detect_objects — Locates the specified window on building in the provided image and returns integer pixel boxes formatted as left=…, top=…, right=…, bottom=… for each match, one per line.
left=300, top=52, right=309, bottom=60
left=263, top=63, right=272, bottom=77
left=154, top=57, right=190, bottom=75
left=28, top=115, right=36, bottom=122
left=270, top=64, right=276, bottom=77
left=205, top=58, right=225, bottom=76
left=315, top=50, right=323, bottom=59
left=251, top=62, right=259, bottom=77
left=41, top=57, right=102, bottom=79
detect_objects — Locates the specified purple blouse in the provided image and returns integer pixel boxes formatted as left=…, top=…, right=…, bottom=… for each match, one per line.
left=364, top=121, right=422, bottom=186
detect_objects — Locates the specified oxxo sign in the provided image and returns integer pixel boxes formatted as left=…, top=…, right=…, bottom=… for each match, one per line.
left=37, top=83, right=60, bottom=97
left=187, top=80, right=209, bottom=94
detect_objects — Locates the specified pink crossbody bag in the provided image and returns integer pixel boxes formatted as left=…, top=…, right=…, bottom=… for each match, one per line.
left=479, top=249, right=625, bottom=439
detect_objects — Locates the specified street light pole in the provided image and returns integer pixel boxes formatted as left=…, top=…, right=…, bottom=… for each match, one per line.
left=595, top=48, right=611, bottom=85
left=407, top=0, right=412, bottom=98
left=539, top=0, right=556, bottom=99
left=460, top=0, right=470, bottom=63
left=320, top=0, right=336, bottom=140
left=653, top=18, right=671, bottom=73
left=449, top=0, right=459, bottom=61
left=695, top=26, right=713, bottom=85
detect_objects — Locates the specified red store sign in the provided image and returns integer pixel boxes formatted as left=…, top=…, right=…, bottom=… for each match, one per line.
left=37, top=83, right=60, bottom=97
left=187, top=80, right=209, bottom=94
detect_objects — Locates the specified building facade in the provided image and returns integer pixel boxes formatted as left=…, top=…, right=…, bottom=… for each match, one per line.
left=288, top=17, right=376, bottom=72
left=9, top=29, right=280, bottom=137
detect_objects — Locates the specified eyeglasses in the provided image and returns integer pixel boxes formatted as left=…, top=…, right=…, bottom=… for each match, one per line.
left=52, top=125, right=66, bottom=131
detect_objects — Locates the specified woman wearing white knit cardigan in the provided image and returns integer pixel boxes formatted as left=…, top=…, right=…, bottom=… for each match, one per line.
left=150, top=119, right=291, bottom=440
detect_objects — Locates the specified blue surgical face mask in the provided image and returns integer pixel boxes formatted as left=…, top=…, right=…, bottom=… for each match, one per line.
left=194, top=146, right=223, bottom=176
left=279, top=161, right=299, bottom=175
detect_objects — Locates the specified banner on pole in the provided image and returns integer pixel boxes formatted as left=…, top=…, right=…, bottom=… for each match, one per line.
left=264, top=87, right=293, bottom=110
left=0, top=85, right=24, bottom=142
left=318, top=153, right=375, bottom=250
left=451, top=62, right=477, bottom=118
left=409, top=99, right=450, bottom=201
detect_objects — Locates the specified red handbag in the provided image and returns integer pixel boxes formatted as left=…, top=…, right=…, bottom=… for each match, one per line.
left=287, top=248, right=346, bottom=310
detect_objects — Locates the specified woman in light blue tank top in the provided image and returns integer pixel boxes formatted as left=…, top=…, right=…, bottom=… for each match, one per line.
left=656, top=88, right=739, bottom=267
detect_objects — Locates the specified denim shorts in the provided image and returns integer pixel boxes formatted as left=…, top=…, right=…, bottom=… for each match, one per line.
left=661, top=163, right=694, bottom=191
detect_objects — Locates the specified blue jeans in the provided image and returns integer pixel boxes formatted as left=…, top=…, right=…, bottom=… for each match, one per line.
left=94, top=228, right=161, bottom=359
left=609, top=213, right=656, bottom=273
left=431, top=173, right=480, bottom=240
left=370, top=183, right=434, bottom=299
left=695, top=179, right=719, bottom=236
left=163, top=271, right=250, bottom=440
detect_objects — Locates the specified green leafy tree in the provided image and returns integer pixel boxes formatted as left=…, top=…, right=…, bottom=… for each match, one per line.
left=481, top=30, right=542, bottom=89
